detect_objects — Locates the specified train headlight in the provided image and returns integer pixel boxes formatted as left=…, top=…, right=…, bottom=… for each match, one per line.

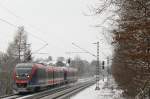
left=27, top=75, right=30, bottom=78
left=16, top=75, right=19, bottom=78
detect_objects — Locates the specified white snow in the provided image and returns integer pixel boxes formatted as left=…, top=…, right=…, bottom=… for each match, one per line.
left=70, top=77, right=125, bottom=99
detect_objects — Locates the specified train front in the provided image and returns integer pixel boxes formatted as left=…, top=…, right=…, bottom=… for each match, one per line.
left=13, top=63, right=34, bottom=92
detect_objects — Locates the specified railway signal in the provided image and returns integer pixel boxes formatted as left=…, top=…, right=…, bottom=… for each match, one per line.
left=67, top=58, right=71, bottom=64
left=102, top=61, right=105, bottom=70
left=67, top=58, right=71, bottom=67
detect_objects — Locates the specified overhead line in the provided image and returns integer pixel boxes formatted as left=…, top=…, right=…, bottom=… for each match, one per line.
left=72, top=42, right=96, bottom=57
left=0, top=3, right=21, bottom=19
left=102, top=32, right=111, bottom=45
left=0, top=4, right=70, bottom=52
left=32, top=44, right=48, bottom=54
left=0, top=3, right=48, bottom=44
left=91, top=24, right=112, bottom=46
left=0, top=17, right=48, bottom=44
left=0, top=4, right=50, bottom=55
left=100, top=49, right=107, bottom=58
left=72, top=42, right=108, bottom=59
left=24, top=30, right=48, bottom=44
left=66, top=51, right=89, bottom=54
left=0, top=17, right=48, bottom=54
left=92, top=25, right=112, bottom=57
left=0, top=17, right=18, bottom=27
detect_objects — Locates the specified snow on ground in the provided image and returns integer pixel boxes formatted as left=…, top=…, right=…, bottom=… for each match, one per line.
left=77, top=77, right=94, bottom=83
left=69, top=77, right=125, bottom=99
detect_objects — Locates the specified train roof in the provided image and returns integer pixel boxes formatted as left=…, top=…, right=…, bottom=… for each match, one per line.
left=15, top=63, right=46, bottom=68
left=16, top=63, right=34, bottom=68
left=16, top=63, right=77, bottom=72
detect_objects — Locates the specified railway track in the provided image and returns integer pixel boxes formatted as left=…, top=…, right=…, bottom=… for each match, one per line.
left=0, top=94, right=21, bottom=99
left=1, top=78, right=95, bottom=99
left=43, top=80, right=95, bottom=99
left=33, top=79, right=95, bottom=99
left=1, top=84, right=72, bottom=99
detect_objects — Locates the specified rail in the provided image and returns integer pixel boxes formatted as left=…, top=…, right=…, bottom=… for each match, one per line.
left=41, top=80, right=95, bottom=99
left=1, top=78, right=95, bottom=99
left=1, top=94, right=21, bottom=99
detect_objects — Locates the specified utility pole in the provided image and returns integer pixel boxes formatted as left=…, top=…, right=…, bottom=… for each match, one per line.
left=95, top=42, right=100, bottom=90
left=107, top=57, right=110, bottom=75
left=18, top=27, right=23, bottom=62
left=107, top=57, right=109, bottom=86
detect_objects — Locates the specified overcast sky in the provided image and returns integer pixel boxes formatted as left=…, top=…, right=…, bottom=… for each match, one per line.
left=0, top=0, right=113, bottom=62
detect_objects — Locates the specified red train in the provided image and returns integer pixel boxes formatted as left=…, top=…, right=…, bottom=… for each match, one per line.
left=13, top=63, right=77, bottom=92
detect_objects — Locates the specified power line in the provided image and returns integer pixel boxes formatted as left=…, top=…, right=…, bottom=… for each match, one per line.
left=32, top=43, right=48, bottom=54
left=0, top=4, right=109, bottom=59
left=97, top=26, right=112, bottom=45
left=91, top=24, right=113, bottom=46
left=91, top=25, right=113, bottom=57
left=0, top=3, right=21, bottom=19
left=66, top=52, right=89, bottom=54
left=102, top=32, right=111, bottom=45
left=0, top=3, right=48, bottom=44
left=0, top=17, right=18, bottom=27
left=0, top=1, right=72, bottom=54
left=72, top=42, right=108, bottom=58
left=0, top=3, right=69, bottom=52
left=100, top=49, right=107, bottom=58
left=72, top=42, right=96, bottom=57
left=24, top=30, right=48, bottom=44
left=33, top=53, right=48, bottom=54
left=0, top=17, right=48, bottom=44
left=0, top=17, right=48, bottom=55
left=96, top=35, right=112, bottom=49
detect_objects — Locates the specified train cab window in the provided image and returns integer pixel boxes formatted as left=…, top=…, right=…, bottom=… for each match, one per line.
left=15, top=67, right=32, bottom=80
left=16, top=67, right=32, bottom=75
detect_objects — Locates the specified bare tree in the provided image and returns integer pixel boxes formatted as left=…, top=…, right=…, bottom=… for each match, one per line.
left=0, top=26, right=32, bottom=95
left=94, top=0, right=150, bottom=97
left=7, top=26, right=32, bottom=63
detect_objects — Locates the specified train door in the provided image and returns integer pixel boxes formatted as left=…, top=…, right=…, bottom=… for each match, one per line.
left=64, top=71, right=67, bottom=81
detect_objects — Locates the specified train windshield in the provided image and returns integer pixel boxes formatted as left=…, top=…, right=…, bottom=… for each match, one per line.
left=16, top=68, right=32, bottom=75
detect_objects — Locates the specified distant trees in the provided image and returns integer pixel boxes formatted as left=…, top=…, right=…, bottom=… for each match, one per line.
left=90, top=60, right=97, bottom=76
left=47, top=56, right=52, bottom=62
left=34, top=56, right=53, bottom=64
left=0, top=52, right=14, bottom=95
left=56, top=57, right=65, bottom=67
left=70, top=56, right=94, bottom=77
left=57, top=57, right=65, bottom=62
left=0, top=52, right=8, bottom=71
